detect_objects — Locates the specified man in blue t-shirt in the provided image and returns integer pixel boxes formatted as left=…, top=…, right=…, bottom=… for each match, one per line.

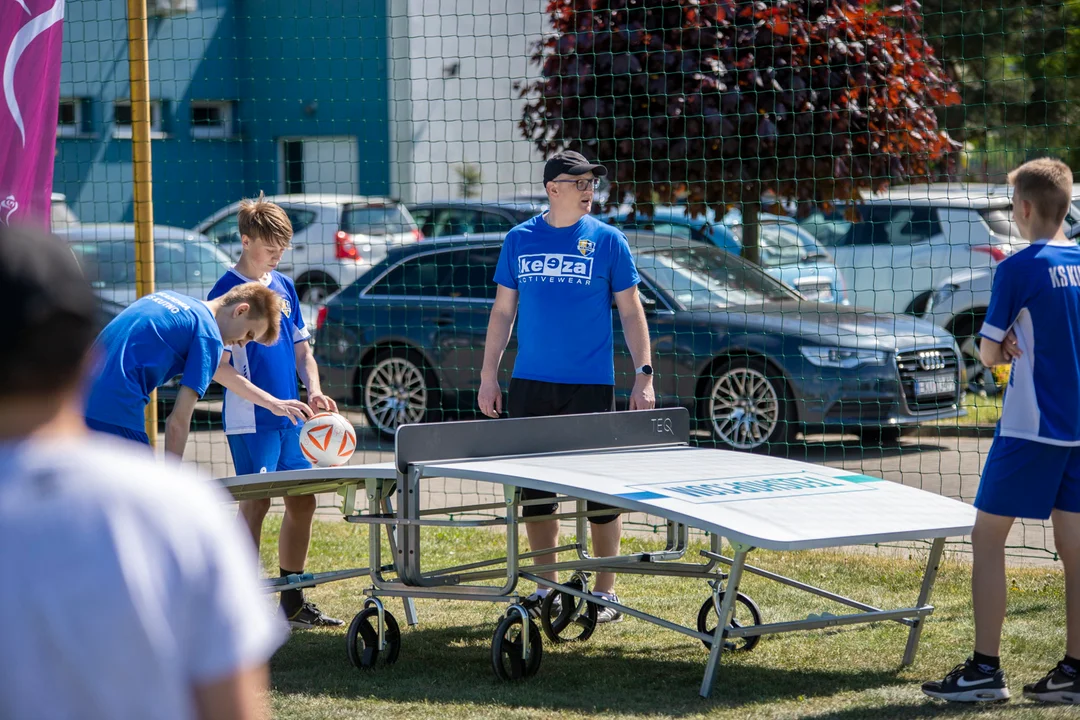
left=85, top=283, right=294, bottom=459
left=209, top=194, right=342, bottom=629
left=924, top=159, right=1080, bottom=704
left=478, top=151, right=655, bottom=623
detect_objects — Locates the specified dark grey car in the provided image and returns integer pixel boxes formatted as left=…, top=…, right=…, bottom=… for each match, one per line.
left=315, top=232, right=964, bottom=450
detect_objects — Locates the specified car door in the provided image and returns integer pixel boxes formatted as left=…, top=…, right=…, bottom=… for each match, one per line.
left=612, top=280, right=677, bottom=407
left=827, top=204, right=924, bottom=314
left=880, top=204, right=939, bottom=313
left=200, top=211, right=244, bottom=263
left=429, top=246, right=514, bottom=395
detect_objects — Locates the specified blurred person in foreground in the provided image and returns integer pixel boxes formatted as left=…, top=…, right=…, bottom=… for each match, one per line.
left=0, top=223, right=285, bottom=719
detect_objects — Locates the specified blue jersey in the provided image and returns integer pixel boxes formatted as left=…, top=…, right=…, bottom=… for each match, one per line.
left=208, top=269, right=309, bottom=435
left=86, top=291, right=224, bottom=433
left=494, top=214, right=640, bottom=385
left=981, top=240, right=1080, bottom=445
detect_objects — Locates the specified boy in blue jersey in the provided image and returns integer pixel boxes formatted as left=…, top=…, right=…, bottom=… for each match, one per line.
left=209, top=194, right=343, bottom=629
left=85, top=282, right=296, bottom=459
left=478, top=151, right=655, bottom=623
left=924, top=158, right=1080, bottom=704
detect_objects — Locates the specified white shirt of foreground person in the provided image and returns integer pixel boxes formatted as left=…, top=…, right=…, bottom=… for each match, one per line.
left=0, top=436, right=287, bottom=720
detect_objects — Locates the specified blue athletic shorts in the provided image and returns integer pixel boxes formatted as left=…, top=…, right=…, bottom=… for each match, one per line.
left=976, top=434, right=1080, bottom=519
left=86, top=417, right=150, bottom=445
left=227, top=424, right=310, bottom=475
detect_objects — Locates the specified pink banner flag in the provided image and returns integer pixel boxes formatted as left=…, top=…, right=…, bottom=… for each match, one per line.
left=0, top=0, right=64, bottom=229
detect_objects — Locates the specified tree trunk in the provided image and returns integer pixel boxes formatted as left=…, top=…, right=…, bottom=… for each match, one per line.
left=741, top=197, right=761, bottom=267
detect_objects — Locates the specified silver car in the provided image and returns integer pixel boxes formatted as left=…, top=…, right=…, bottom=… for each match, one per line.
left=194, top=194, right=421, bottom=304
left=59, top=224, right=232, bottom=307
left=920, top=187, right=1080, bottom=394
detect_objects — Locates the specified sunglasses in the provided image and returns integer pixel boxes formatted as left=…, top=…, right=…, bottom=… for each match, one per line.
left=551, top=177, right=601, bottom=191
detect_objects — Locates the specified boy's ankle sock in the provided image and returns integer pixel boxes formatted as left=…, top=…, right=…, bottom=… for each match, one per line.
left=280, top=567, right=305, bottom=616
left=1062, top=655, right=1080, bottom=676
left=972, top=651, right=1000, bottom=674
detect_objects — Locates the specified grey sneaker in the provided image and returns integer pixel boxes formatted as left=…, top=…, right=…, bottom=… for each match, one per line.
left=592, top=592, right=623, bottom=624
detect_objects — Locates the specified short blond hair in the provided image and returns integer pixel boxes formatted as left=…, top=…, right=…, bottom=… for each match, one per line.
left=218, top=282, right=282, bottom=345
left=237, top=192, right=293, bottom=248
left=1008, top=158, right=1074, bottom=227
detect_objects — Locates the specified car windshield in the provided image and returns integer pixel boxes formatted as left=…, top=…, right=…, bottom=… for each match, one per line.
left=757, top=223, right=809, bottom=265
left=633, top=246, right=800, bottom=309
left=69, top=239, right=229, bottom=287
left=341, top=205, right=415, bottom=236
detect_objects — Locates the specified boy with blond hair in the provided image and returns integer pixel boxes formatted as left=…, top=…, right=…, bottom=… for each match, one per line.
left=923, top=158, right=1080, bottom=704
left=86, top=279, right=299, bottom=459
left=209, top=193, right=342, bottom=629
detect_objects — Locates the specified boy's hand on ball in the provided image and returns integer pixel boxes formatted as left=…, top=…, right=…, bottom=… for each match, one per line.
left=270, top=399, right=313, bottom=423
left=309, top=393, right=338, bottom=413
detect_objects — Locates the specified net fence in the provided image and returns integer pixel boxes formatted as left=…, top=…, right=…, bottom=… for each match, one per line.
left=57, top=0, right=1078, bottom=562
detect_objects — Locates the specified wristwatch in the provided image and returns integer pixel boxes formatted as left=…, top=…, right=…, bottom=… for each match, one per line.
left=635, top=364, right=653, bottom=376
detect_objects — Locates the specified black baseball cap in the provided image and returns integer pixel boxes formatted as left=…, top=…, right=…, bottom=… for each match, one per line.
left=543, top=150, right=608, bottom=185
left=0, top=222, right=100, bottom=396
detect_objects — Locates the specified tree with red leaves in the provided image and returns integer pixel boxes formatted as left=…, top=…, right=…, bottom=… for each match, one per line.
left=518, top=0, right=963, bottom=264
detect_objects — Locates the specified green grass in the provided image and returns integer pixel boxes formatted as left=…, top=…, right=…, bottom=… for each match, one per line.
left=937, top=393, right=1004, bottom=427
left=262, top=518, right=1070, bottom=719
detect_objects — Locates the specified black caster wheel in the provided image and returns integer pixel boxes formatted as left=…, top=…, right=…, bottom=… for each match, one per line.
left=491, top=610, right=543, bottom=680
left=696, top=592, right=762, bottom=652
left=346, top=606, right=401, bottom=669
left=540, top=576, right=598, bottom=644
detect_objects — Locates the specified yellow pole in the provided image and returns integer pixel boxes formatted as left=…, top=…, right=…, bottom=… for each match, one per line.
left=127, top=0, right=157, bottom=445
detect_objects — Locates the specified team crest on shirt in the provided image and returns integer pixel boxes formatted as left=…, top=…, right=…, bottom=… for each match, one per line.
left=577, top=238, right=596, bottom=256
left=281, top=296, right=292, bottom=318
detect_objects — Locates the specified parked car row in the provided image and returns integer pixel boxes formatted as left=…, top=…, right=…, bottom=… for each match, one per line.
left=313, top=230, right=965, bottom=451
left=66, top=180, right=1073, bottom=445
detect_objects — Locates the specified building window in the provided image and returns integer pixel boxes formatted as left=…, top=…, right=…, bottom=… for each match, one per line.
left=57, top=98, right=88, bottom=138
left=112, top=100, right=164, bottom=139
left=190, top=100, right=235, bottom=139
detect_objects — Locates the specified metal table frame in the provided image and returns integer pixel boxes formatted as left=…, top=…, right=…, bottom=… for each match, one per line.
left=224, top=408, right=960, bottom=698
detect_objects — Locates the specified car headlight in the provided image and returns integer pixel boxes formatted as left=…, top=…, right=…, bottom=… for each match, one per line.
left=800, top=346, right=889, bottom=368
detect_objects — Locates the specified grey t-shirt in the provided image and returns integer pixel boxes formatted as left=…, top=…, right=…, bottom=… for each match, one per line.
left=0, top=435, right=286, bottom=720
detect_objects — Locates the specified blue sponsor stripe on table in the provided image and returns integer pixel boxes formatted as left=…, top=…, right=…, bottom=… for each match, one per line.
left=837, top=474, right=883, bottom=484
left=617, top=491, right=666, bottom=500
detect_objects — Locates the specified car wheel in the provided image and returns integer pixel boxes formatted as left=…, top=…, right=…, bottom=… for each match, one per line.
left=297, top=273, right=338, bottom=305
left=954, top=328, right=1002, bottom=399
left=702, top=357, right=793, bottom=452
left=360, top=348, right=437, bottom=439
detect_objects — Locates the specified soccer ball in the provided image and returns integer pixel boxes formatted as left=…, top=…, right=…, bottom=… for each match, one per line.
left=299, top=412, right=356, bottom=467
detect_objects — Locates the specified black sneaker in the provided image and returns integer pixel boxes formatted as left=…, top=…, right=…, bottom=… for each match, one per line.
left=1024, top=662, right=1080, bottom=704
left=285, top=601, right=344, bottom=629
left=521, top=592, right=560, bottom=620
left=592, top=592, right=623, bottom=624
left=922, top=658, right=1010, bottom=703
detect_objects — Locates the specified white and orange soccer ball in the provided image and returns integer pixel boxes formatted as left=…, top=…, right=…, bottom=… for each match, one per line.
left=299, top=412, right=356, bottom=467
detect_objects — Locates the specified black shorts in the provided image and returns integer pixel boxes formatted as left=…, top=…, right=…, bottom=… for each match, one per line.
left=508, top=378, right=619, bottom=524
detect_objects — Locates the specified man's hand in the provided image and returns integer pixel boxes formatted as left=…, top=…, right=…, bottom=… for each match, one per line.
left=629, top=375, right=655, bottom=410
left=308, top=393, right=338, bottom=414
left=1001, top=330, right=1022, bottom=362
left=268, top=399, right=313, bottom=424
left=478, top=376, right=503, bottom=418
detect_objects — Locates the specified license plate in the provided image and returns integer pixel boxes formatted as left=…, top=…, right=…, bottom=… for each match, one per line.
left=914, top=373, right=957, bottom=397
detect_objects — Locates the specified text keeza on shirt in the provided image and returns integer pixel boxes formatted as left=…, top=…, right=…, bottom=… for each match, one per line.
left=517, top=253, right=594, bottom=284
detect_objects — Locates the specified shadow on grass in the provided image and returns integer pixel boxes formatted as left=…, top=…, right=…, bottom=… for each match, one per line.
left=801, top=700, right=1043, bottom=719
left=269, top=623, right=914, bottom=716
